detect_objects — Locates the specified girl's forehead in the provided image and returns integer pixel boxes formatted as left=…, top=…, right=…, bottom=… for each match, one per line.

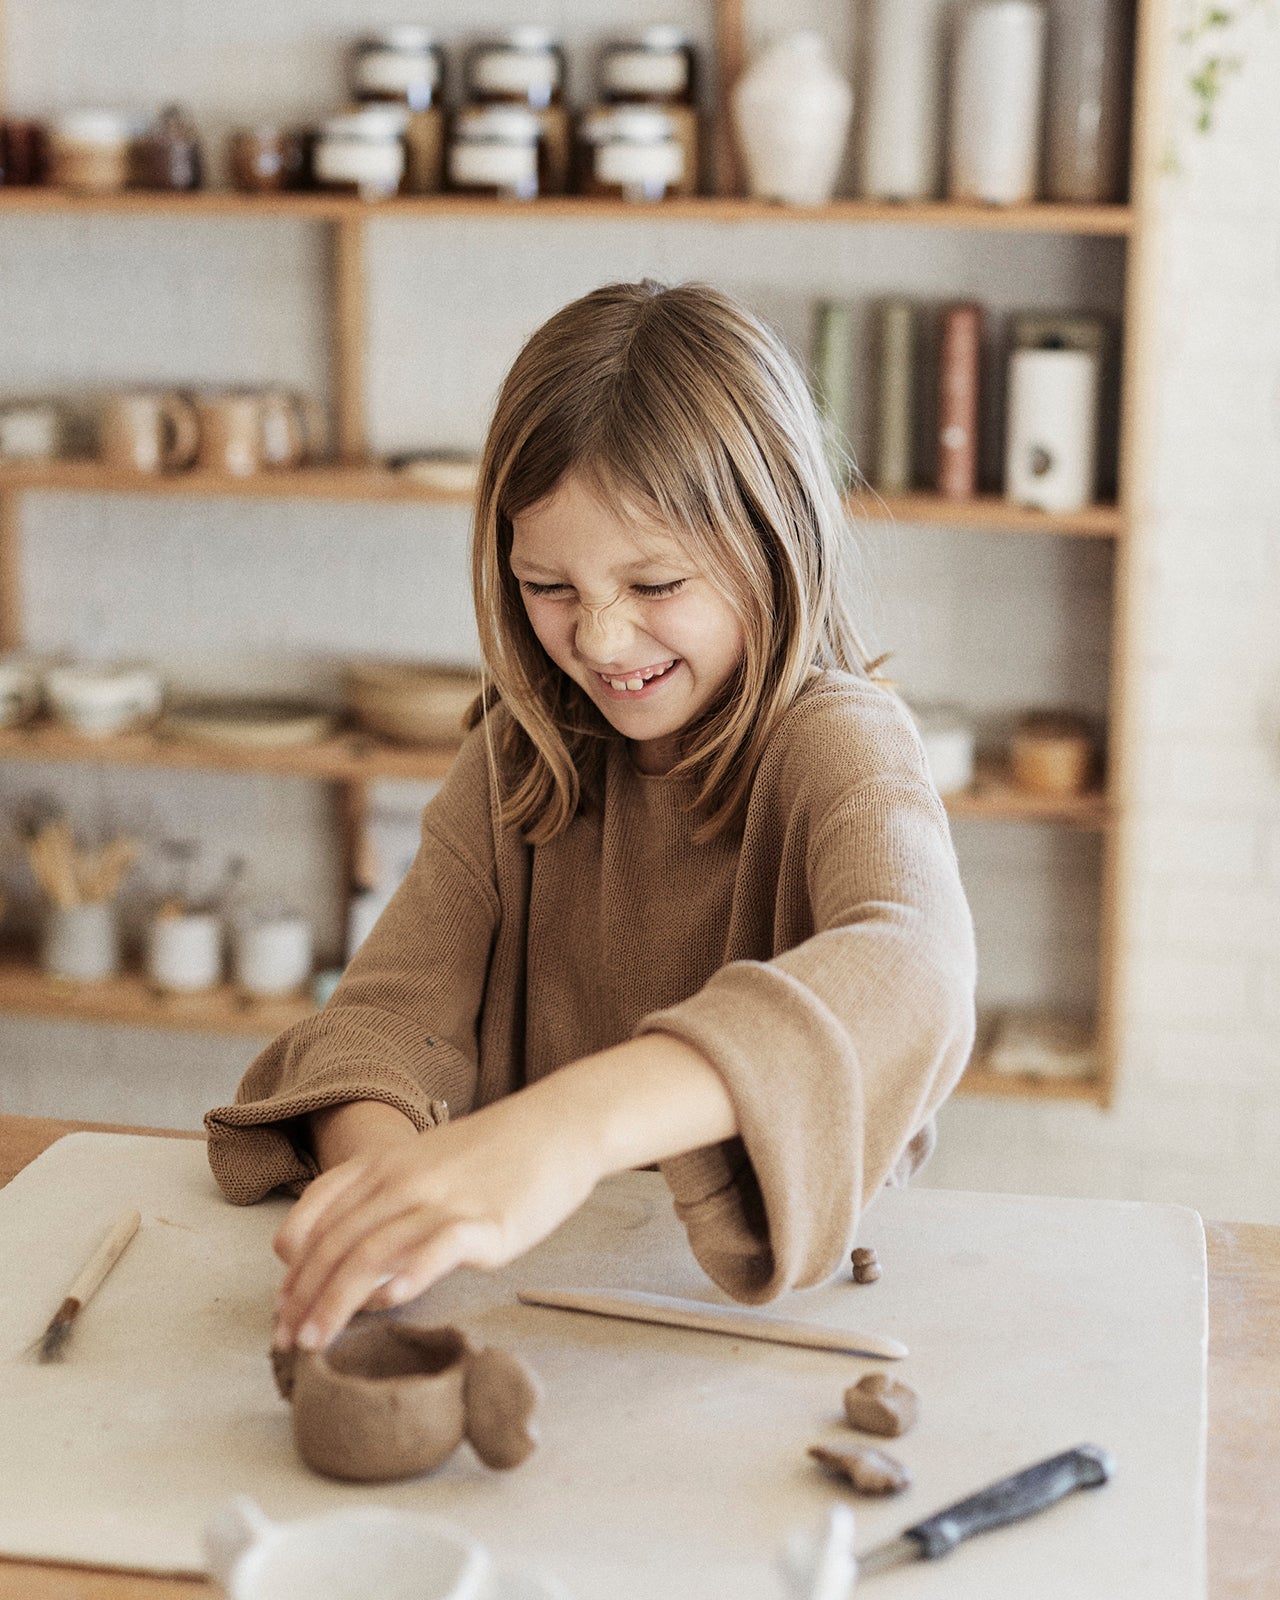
left=510, top=474, right=691, bottom=569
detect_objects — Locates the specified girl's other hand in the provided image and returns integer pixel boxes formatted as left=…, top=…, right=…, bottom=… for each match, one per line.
left=271, top=1091, right=599, bottom=1352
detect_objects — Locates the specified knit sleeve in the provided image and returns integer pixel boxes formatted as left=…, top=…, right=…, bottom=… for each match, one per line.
left=643, top=771, right=976, bottom=1304
left=204, top=734, right=501, bottom=1205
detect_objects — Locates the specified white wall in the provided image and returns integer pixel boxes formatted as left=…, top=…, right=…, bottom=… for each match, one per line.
left=0, top=3, right=1276, bottom=1230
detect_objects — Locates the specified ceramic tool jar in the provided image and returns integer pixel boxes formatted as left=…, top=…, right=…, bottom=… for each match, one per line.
left=576, top=107, right=684, bottom=203
left=47, top=110, right=137, bottom=193
left=350, top=26, right=445, bottom=192
left=312, top=107, right=408, bottom=199
left=597, top=26, right=699, bottom=195
left=447, top=105, right=543, bottom=200
left=464, top=29, right=569, bottom=192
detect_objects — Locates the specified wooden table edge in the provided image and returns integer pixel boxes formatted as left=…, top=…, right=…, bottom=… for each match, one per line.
left=0, top=1115, right=1276, bottom=1599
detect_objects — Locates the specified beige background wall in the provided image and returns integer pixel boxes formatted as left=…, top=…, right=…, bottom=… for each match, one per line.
left=1, top=3, right=1276, bottom=1226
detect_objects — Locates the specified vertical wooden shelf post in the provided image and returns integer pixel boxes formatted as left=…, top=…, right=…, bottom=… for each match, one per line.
left=712, top=0, right=744, bottom=196
left=0, top=493, right=23, bottom=651
left=331, top=215, right=368, bottom=464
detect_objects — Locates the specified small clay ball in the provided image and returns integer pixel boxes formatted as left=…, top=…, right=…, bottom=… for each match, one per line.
left=809, top=1443, right=911, bottom=1495
left=843, top=1372, right=919, bottom=1438
left=463, top=1346, right=541, bottom=1470
left=850, top=1246, right=881, bottom=1284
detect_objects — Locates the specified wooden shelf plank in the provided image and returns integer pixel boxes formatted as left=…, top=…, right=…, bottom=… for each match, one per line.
left=0, top=954, right=314, bottom=1037
left=0, top=188, right=1134, bottom=234
left=944, top=771, right=1112, bottom=830
left=956, top=1065, right=1107, bottom=1104
left=0, top=464, right=1124, bottom=537
left=0, top=719, right=459, bottom=782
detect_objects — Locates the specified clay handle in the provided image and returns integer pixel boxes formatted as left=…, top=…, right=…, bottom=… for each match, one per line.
left=904, top=1444, right=1115, bottom=1560
left=160, top=394, right=200, bottom=470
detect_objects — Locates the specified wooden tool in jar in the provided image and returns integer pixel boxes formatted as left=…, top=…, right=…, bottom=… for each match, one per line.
left=35, top=1208, right=141, bottom=1361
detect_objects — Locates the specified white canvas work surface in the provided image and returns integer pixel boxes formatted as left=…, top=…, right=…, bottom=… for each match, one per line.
left=0, top=1133, right=1206, bottom=1598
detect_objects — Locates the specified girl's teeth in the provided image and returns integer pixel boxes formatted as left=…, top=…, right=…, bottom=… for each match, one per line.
left=604, top=662, right=674, bottom=692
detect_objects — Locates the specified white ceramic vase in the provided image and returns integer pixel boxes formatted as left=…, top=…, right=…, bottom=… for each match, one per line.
left=732, top=33, right=853, bottom=206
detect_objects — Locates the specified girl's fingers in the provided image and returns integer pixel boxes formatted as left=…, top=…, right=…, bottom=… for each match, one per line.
left=296, top=1215, right=504, bottom=1352
left=275, top=1188, right=417, bottom=1342
left=273, top=1157, right=371, bottom=1265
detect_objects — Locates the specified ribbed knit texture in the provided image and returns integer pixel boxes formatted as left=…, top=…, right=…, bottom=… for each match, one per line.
left=205, top=673, right=976, bottom=1303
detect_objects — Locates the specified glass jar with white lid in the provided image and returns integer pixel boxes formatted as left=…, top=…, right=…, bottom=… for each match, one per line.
left=465, top=28, right=565, bottom=109
left=312, top=107, right=408, bottom=200
left=598, top=26, right=698, bottom=106
left=448, top=105, right=543, bottom=200
left=577, top=106, right=684, bottom=202
left=350, top=27, right=445, bottom=112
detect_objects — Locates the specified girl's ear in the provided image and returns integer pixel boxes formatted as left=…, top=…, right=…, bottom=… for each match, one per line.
left=462, top=1345, right=542, bottom=1469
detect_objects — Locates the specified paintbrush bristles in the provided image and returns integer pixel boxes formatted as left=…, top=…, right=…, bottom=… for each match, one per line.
left=37, top=1297, right=81, bottom=1362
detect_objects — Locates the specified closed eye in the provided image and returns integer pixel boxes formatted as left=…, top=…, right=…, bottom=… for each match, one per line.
left=633, top=580, right=686, bottom=598
left=519, top=581, right=571, bottom=597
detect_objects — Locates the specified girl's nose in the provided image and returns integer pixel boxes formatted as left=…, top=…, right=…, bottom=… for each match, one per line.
left=575, top=598, right=636, bottom=665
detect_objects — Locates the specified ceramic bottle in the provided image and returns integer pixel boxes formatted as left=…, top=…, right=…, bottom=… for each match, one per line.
left=731, top=33, right=852, bottom=206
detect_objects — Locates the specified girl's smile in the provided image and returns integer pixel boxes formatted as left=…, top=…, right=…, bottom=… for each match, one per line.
left=510, top=475, right=745, bottom=774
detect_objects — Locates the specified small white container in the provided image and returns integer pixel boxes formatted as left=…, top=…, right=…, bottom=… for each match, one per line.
left=911, top=703, right=977, bottom=795
left=732, top=33, right=853, bottom=207
left=313, top=108, right=408, bottom=199
left=44, top=662, right=164, bottom=737
left=146, top=911, right=223, bottom=993
left=0, top=401, right=66, bottom=462
left=947, top=1, right=1047, bottom=205
left=42, top=902, right=120, bottom=983
left=233, top=908, right=313, bottom=998
left=579, top=106, right=684, bottom=201
left=448, top=105, right=541, bottom=199
left=1004, top=346, right=1100, bottom=512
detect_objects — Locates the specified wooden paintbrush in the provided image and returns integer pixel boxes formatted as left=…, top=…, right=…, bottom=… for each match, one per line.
left=37, top=1208, right=141, bottom=1361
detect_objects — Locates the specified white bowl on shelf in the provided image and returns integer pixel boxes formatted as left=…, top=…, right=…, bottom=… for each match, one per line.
left=44, top=662, right=164, bottom=737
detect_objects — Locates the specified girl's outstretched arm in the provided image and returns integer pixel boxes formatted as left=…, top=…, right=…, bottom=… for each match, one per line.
left=271, top=1034, right=736, bottom=1353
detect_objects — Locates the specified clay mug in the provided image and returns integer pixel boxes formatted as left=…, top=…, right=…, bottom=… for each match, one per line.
left=204, top=1496, right=572, bottom=1600
left=256, top=389, right=329, bottom=469
left=194, top=391, right=266, bottom=477
left=99, top=391, right=199, bottom=474
left=0, top=400, right=66, bottom=462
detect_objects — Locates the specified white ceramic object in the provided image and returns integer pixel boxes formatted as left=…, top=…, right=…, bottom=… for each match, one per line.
left=232, top=908, right=313, bottom=997
left=732, top=33, right=853, bottom=206
left=44, top=663, right=164, bottom=737
left=911, top=702, right=977, bottom=794
left=42, top=903, right=120, bottom=983
left=205, top=1497, right=573, bottom=1600
left=146, top=912, right=223, bottom=994
left=947, top=1, right=1047, bottom=205
left=1004, top=346, right=1100, bottom=512
left=0, top=401, right=65, bottom=461
left=859, top=0, right=949, bottom=200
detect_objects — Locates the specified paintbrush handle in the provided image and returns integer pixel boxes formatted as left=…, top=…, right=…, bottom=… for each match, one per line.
left=516, top=1287, right=907, bottom=1360
left=65, top=1209, right=141, bottom=1307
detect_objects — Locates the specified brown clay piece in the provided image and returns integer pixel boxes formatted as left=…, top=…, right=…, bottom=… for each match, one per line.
left=271, top=1318, right=541, bottom=1483
left=809, top=1443, right=911, bottom=1495
left=463, top=1345, right=542, bottom=1469
left=843, top=1371, right=919, bottom=1438
left=850, top=1246, right=881, bottom=1284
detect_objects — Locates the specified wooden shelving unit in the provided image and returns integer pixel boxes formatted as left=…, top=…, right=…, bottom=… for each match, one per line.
left=0, top=0, right=1163, bottom=1110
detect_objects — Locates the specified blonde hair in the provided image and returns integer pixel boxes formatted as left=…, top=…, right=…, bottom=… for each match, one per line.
left=470, top=279, right=875, bottom=844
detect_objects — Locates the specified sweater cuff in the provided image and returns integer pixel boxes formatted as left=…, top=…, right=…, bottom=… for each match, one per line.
left=642, top=960, right=864, bottom=1305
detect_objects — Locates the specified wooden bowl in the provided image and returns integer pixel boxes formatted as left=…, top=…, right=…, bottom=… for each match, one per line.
left=163, top=696, right=336, bottom=748
left=345, top=662, right=480, bottom=746
left=1009, top=711, right=1095, bottom=797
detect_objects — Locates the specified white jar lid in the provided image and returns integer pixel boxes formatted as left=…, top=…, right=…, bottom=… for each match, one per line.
left=481, top=26, right=559, bottom=52
left=456, top=104, right=542, bottom=142
left=321, top=106, right=412, bottom=139
left=358, top=26, right=440, bottom=51
left=581, top=105, right=677, bottom=143
left=609, top=25, right=692, bottom=51
left=52, top=109, right=135, bottom=143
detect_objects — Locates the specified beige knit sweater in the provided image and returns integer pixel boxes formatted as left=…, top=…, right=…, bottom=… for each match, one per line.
left=206, top=673, right=976, bottom=1304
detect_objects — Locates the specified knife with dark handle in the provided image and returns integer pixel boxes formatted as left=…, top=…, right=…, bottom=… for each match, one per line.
left=856, top=1444, right=1115, bottom=1577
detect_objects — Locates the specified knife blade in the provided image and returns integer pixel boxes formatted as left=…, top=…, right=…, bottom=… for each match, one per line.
left=854, top=1444, right=1115, bottom=1578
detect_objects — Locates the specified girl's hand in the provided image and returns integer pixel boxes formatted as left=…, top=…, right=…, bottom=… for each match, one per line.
left=272, top=1090, right=601, bottom=1352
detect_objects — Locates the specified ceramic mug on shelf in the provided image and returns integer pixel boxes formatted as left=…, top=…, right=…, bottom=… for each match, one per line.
left=145, top=910, right=223, bottom=993
left=99, top=390, right=200, bottom=474
left=41, top=902, right=120, bottom=983
left=232, top=907, right=313, bottom=998
left=0, top=400, right=66, bottom=462
left=256, top=389, right=329, bottom=469
left=195, top=390, right=327, bottom=476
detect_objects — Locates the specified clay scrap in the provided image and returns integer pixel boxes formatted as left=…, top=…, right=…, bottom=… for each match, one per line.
left=271, top=1319, right=541, bottom=1482
left=843, top=1371, right=919, bottom=1438
left=809, top=1443, right=912, bottom=1495
left=850, top=1246, right=881, bottom=1284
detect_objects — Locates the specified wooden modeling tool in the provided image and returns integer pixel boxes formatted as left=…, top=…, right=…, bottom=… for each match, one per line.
left=36, top=1208, right=141, bottom=1361
left=516, top=1287, right=907, bottom=1360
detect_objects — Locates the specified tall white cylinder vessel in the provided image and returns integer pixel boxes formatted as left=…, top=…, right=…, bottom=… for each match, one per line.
left=1004, top=346, right=1100, bottom=512
left=948, top=1, right=1048, bottom=205
left=859, top=0, right=949, bottom=200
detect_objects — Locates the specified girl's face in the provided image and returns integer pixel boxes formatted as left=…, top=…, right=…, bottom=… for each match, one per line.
left=510, top=473, right=746, bottom=775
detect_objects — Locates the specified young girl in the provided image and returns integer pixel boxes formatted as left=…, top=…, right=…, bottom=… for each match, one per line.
left=206, top=279, right=976, bottom=1357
